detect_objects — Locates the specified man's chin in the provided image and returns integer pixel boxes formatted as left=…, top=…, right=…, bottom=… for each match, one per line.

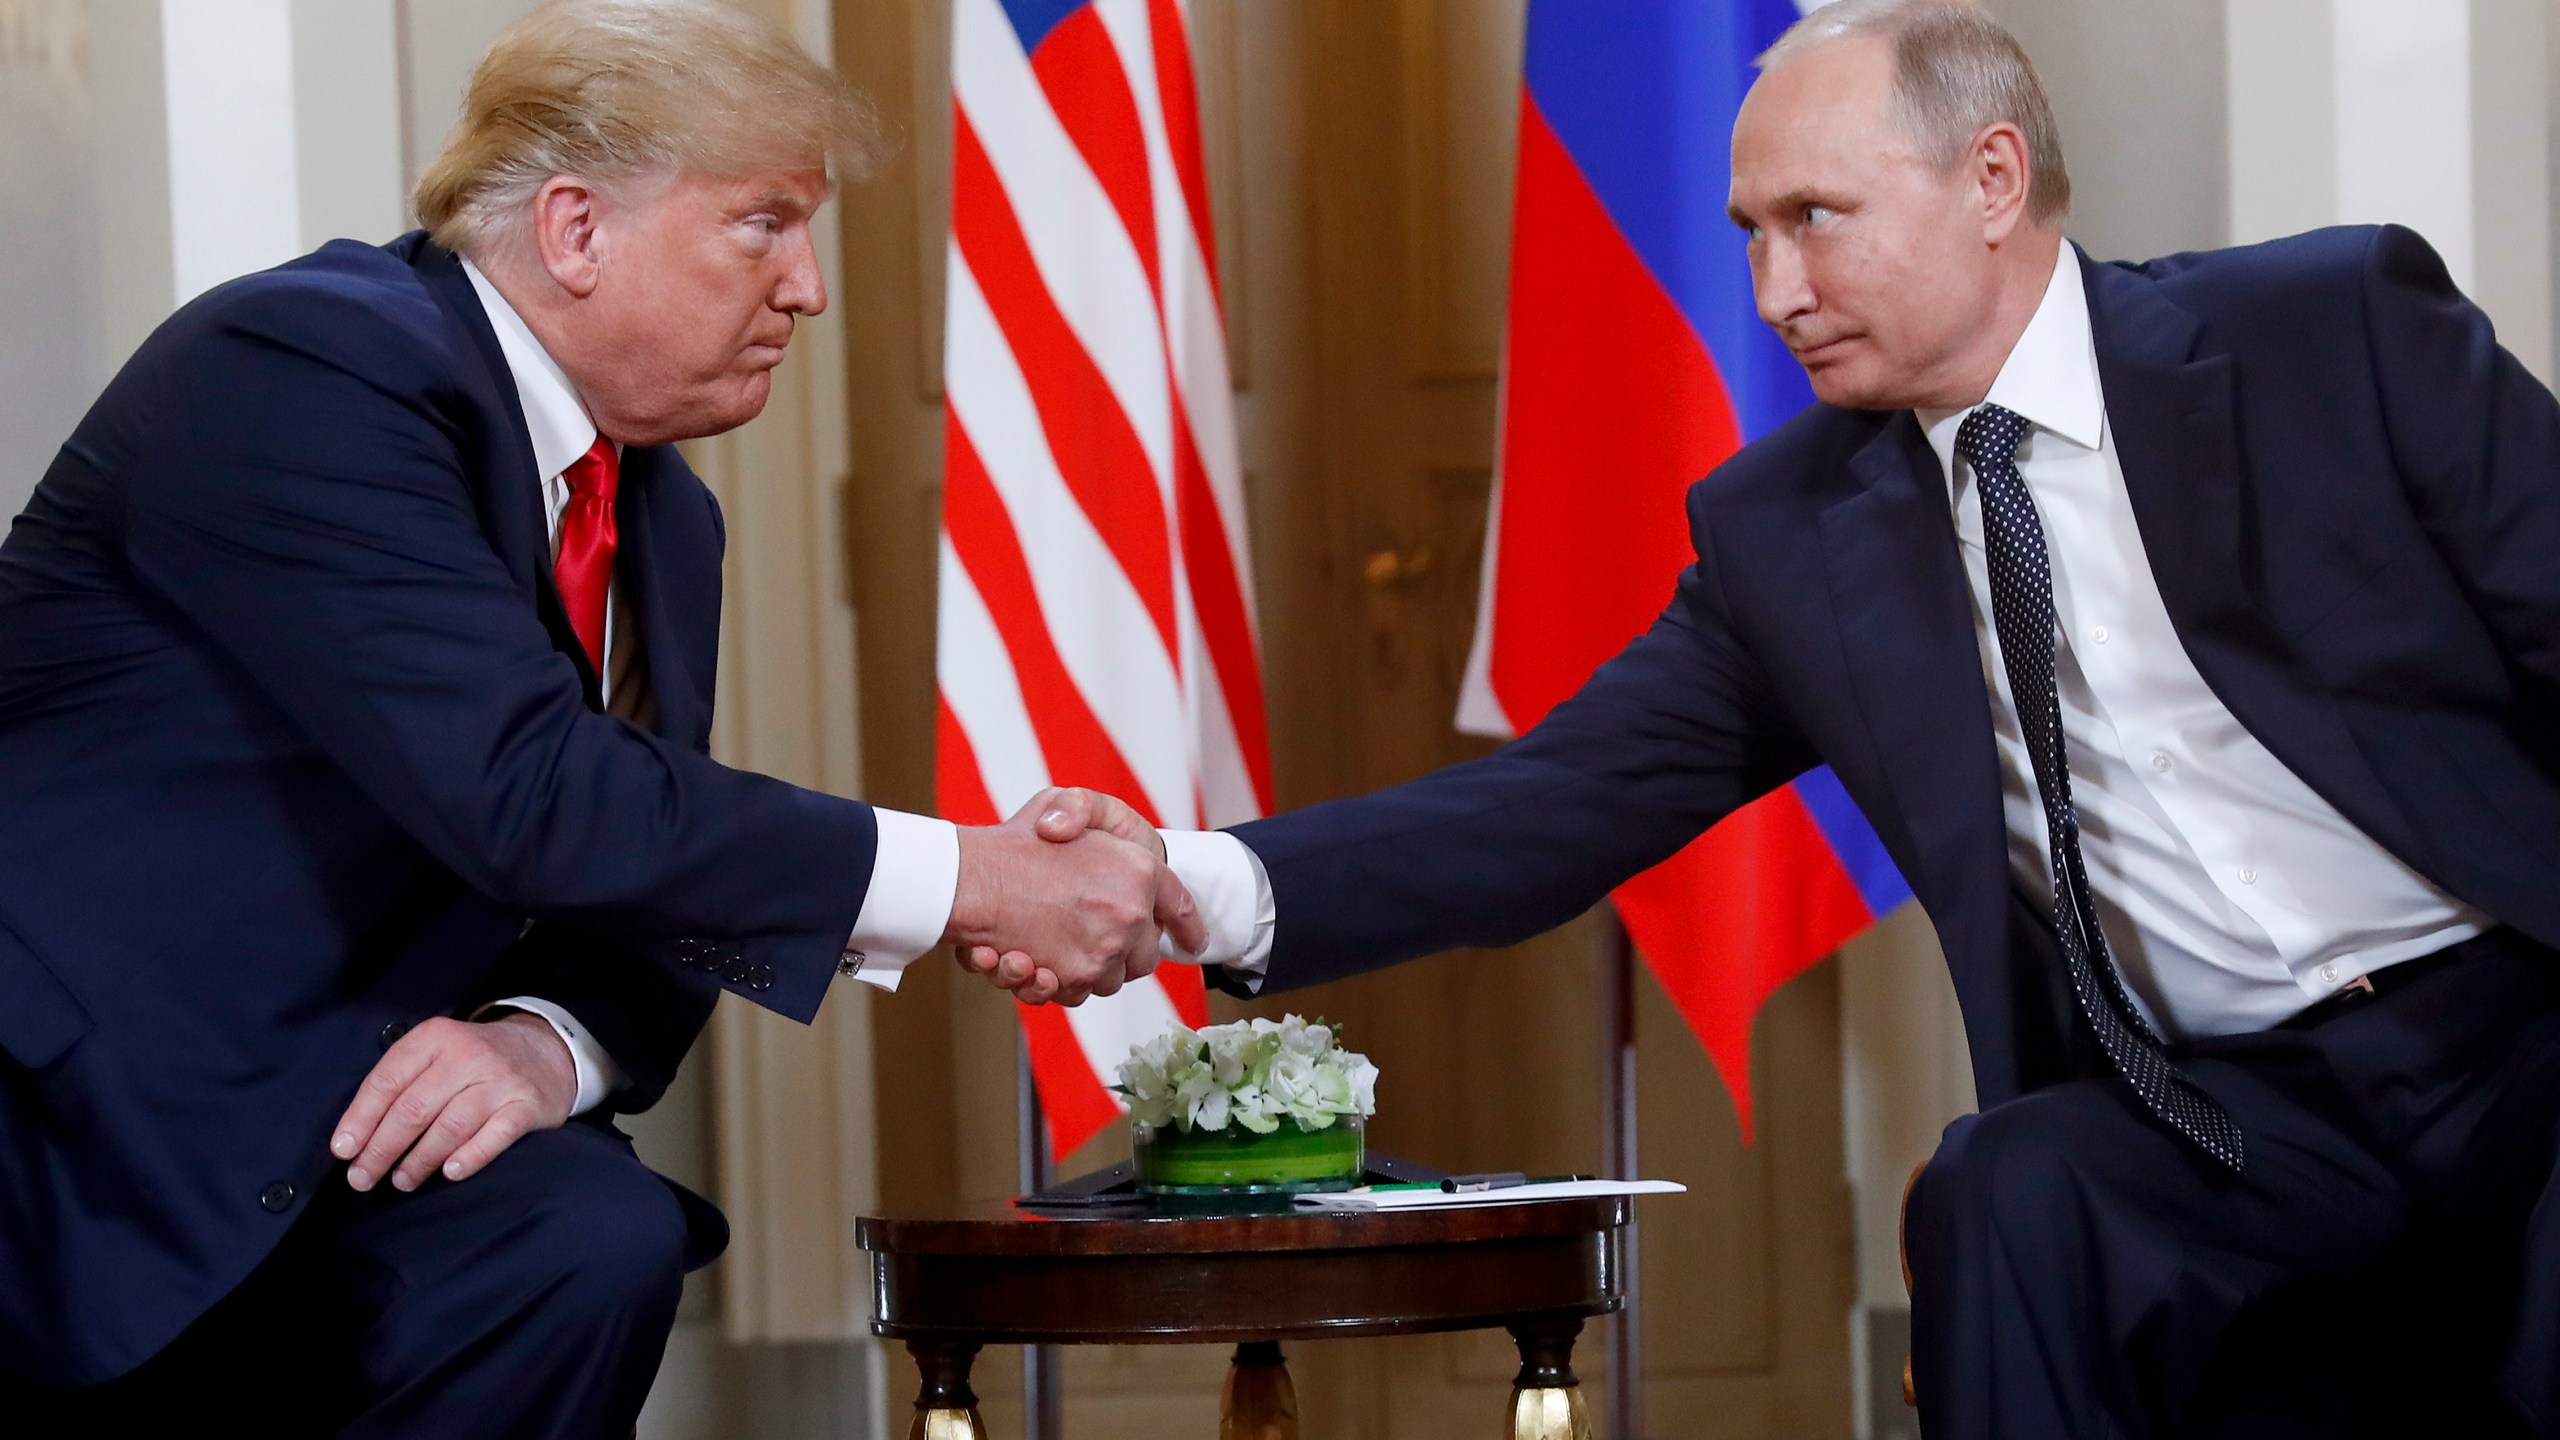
left=1801, top=364, right=1900, bottom=412
left=642, top=376, right=776, bottom=445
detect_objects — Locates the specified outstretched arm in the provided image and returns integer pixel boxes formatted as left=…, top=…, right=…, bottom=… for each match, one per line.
left=989, top=534, right=1813, bottom=998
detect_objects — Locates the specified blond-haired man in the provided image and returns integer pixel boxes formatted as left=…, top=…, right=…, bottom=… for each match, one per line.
left=0, top=2, right=1194, bottom=1431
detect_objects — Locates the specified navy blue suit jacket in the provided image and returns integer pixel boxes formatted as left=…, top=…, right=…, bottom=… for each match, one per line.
left=0, top=235, right=881, bottom=1383
left=1233, top=226, right=2560, bottom=1114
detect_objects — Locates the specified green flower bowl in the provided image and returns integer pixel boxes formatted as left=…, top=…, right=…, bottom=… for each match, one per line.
left=1130, top=1115, right=1364, bottom=1197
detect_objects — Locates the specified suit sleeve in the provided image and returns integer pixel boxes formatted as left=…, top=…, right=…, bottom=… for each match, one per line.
left=484, top=928, right=717, bottom=1114
left=2361, top=223, right=2560, bottom=691
left=109, top=283, right=872, bottom=1024
left=515, top=474, right=721, bottom=1111
left=1226, top=506, right=1815, bottom=994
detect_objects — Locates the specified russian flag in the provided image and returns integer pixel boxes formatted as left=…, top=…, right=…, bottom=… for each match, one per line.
left=1457, top=0, right=1911, bottom=1136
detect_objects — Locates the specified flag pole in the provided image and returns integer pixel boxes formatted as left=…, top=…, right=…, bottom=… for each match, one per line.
left=1017, top=1038, right=1064, bottom=1440
left=1600, top=905, right=1644, bottom=1440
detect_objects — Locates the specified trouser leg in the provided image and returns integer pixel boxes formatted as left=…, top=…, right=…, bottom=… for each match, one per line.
left=322, top=1119, right=697, bottom=1440
left=1906, top=1052, right=2405, bottom=1440
left=1, top=1120, right=700, bottom=1440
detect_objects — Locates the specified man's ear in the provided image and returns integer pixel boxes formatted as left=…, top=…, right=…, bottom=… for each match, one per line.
left=1973, top=121, right=2033, bottom=243
left=530, top=176, right=605, bottom=299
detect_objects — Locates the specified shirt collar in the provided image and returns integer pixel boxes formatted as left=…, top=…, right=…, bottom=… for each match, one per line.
left=1915, top=242, right=2105, bottom=488
left=459, top=256, right=599, bottom=484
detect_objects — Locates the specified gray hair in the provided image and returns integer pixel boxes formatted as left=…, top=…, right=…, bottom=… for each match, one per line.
left=1757, top=0, right=2070, bottom=224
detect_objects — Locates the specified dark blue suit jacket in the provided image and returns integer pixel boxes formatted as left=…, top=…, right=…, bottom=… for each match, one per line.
left=0, top=234, right=881, bottom=1383
left=1234, top=226, right=2560, bottom=1113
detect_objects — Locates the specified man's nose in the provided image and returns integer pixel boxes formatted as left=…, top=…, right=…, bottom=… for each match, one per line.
left=776, top=232, right=827, bottom=317
left=1752, top=241, right=1813, bottom=329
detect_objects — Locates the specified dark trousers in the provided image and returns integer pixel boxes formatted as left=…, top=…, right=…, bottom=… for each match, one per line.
left=1908, top=928, right=2560, bottom=1439
left=8, top=1118, right=716, bottom=1439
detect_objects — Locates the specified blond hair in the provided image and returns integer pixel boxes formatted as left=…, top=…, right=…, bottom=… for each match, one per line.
left=414, top=0, right=884, bottom=255
left=1759, top=0, right=2071, bottom=224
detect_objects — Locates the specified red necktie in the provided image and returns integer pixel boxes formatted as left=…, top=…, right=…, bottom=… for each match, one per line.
left=553, top=436, right=619, bottom=675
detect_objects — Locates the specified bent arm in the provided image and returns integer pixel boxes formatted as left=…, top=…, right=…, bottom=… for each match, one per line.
left=110, top=295, right=873, bottom=1021
left=2362, top=223, right=2560, bottom=690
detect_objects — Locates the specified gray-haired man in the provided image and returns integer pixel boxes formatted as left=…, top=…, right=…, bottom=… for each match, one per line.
left=1007, top=3, right=2560, bottom=1435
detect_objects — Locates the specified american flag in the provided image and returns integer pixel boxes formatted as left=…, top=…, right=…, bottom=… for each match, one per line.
left=935, top=0, right=1270, bottom=1160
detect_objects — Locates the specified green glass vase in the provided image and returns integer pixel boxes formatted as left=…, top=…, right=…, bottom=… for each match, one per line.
left=1131, top=1115, right=1364, bottom=1197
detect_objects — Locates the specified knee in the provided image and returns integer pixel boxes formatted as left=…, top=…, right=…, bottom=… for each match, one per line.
left=509, top=1135, right=690, bottom=1326
left=1911, top=1089, right=2112, bottom=1264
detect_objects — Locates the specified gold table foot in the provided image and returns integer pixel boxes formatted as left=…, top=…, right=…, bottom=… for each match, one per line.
left=1221, top=1339, right=1300, bottom=1440
left=906, top=1338, right=990, bottom=1440
left=1505, top=1318, right=1596, bottom=1440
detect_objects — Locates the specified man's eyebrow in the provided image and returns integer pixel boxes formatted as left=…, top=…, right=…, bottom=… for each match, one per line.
left=744, top=190, right=816, bottom=216
left=1731, top=188, right=1846, bottom=228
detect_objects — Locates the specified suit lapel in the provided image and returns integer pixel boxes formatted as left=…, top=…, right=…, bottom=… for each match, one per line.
left=404, top=238, right=605, bottom=708
left=2081, top=253, right=2272, bottom=665
left=1817, top=414, right=2012, bottom=929
left=613, top=446, right=707, bottom=745
left=2084, top=253, right=2417, bottom=866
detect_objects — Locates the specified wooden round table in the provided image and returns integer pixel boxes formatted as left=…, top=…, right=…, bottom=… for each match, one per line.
left=857, top=1196, right=1629, bottom=1440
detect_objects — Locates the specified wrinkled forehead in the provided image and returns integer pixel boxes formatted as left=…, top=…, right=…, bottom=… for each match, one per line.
left=1728, top=37, right=1908, bottom=203
left=644, top=162, right=835, bottom=215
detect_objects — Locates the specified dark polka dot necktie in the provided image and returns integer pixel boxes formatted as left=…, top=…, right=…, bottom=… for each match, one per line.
left=1956, top=403, right=2246, bottom=1173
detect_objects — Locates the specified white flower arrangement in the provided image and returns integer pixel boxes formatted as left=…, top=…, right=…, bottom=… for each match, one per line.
left=1115, top=1015, right=1380, bottom=1136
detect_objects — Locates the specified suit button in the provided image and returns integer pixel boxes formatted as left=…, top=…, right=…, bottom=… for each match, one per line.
left=259, top=1182, right=297, bottom=1214
left=675, top=939, right=702, bottom=969
left=722, top=959, right=749, bottom=985
left=377, top=1021, right=410, bottom=1050
left=748, top=963, right=774, bottom=992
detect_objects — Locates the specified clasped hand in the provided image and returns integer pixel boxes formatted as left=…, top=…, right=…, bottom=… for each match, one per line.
left=948, top=787, right=1202, bottom=1006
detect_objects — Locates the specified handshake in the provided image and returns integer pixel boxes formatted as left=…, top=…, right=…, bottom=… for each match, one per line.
left=942, top=787, right=1205, bottom=1006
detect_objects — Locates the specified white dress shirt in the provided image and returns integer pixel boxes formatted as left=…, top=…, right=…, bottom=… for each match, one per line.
left=458, top=262, right=954, bottom=1114
left=1166, top=243, right=2491, bottom=1039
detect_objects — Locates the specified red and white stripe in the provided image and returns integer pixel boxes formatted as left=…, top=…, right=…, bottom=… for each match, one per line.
left=937, top=0, right=1271, bottom=1160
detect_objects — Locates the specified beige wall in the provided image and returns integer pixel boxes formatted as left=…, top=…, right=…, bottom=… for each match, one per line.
left=2003, top=0, right=2231, bottom=262
left=0, top=0, right=99, bottom=521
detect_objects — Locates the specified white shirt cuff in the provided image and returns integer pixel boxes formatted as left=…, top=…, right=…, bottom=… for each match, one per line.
left=842, top=808, right=962, bottom=993
left=482, top=996, right=625, bottom=1116
left=1159, top=829, right=1275, bottom=987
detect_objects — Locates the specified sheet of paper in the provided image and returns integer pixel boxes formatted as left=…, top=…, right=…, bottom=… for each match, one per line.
left=1295, top=1178, right=1686, bottom=1211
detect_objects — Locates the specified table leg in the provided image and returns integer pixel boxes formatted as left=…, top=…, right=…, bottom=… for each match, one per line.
left=1220, top=1340, right=1298, bottom=1440
left=907, top=1338, right=990, bottom=1440
left=1504, top=1317, right=1595, bottom=1440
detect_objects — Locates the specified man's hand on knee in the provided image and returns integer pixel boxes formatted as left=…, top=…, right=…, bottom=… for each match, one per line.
left=330, top=1014, right=578, bottom=1192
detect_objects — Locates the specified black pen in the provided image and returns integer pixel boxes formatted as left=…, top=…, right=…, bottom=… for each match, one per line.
left=1438, top=1172, right=1592, bottom=1193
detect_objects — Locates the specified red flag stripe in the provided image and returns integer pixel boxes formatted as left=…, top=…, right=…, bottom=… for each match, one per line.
left=1021, top=1004, right=1131, bottom=1155
left=1158, top=957, right=1211, bottom=1027
left=933, top=691, right=1006, bottom=827
left=945, top=413, right=1162, bottom=824
left=1490, top=97, right=1740, bottom=729
left=951, top=105, right=1181, bottom=659
left=1171, top=405, right=1274, bottom=810
left=1610, top=789, right=1876, bottom=1144
left=1031, top=6, right=1162, bottom=300
left=1147, top=0, right=1222, bottom=303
